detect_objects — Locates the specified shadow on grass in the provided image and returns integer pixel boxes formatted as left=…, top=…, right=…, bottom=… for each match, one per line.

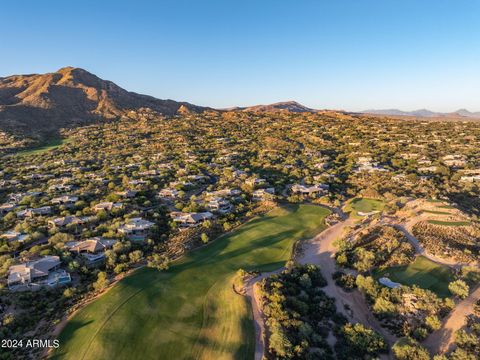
left=53, top=204, right=327, bottom=359
left=51, top=319, right=94, bottom=359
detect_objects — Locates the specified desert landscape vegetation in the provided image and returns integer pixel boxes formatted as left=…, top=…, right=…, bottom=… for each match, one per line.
left=0, top=67, right=479, bottom=360
left=1, top=1, right=480, bottom=359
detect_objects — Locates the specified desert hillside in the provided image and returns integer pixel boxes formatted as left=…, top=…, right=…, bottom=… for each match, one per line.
left=0, top=67, right=207, bottom=138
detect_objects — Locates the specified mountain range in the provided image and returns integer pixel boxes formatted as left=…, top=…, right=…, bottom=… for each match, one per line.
left=0, top=67, right=208, bottom=138
left=361, top=108, right=480, bottom=118
left=1, top=67, right=479, bottom=141
left=227, top=101, right=316, bottom=113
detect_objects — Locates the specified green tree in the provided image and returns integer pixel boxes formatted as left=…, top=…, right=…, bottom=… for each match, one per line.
left=449, top=280, right=469, bottom=299
left=269, top=324, right=293, bottom=358
left=337, top=323, right=387, bottom=358
left=63, top=287, right=76, bottom=298
left=425, top=315, right=441, bottom=331
left=353, top=248, right=375, bottom=272
left=356, top=275, right=380, bottom=299
left=147, top=253, right=170, bottom=271
left=49, top=232, right=74, bottom=246
left=93, top=271, right=110, bottom=292
left=392, top=337, right=430, bottom=360
left=128, top=250, right=143, bottom=263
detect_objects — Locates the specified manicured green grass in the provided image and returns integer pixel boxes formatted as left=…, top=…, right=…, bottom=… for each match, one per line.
left=427, top=220, right=470, bottom=226
left=421, top=210, right=451, bottom=215
left=53, top=205, right=330, bottom=360
left=346, top=198, right=384, bottom=216
left=373, top=256, right=454, bottom=298
left=16, top=137, right=70, bottom=156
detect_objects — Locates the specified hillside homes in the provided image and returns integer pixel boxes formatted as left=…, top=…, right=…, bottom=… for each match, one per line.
left=65, top=237, right=117, bottom=265
left=118, top=218, right=155, bottom=241
left=171, top=212, right=213, bottom=228
left=291, top=184, right=329, bottom=198
left=7, top=256, right=71, bottom=291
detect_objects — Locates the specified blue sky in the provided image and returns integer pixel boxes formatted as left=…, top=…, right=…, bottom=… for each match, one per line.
left=1, top=0, right=479, bottom=111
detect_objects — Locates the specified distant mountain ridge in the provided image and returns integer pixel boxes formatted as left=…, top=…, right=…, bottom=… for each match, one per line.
left=1, top=66, right=479, bottom=141
left=362, top=108, right=480, bottom=119
left=0, top=67, right=208, bottom=137
left=227, top=101, right=316, bottom=113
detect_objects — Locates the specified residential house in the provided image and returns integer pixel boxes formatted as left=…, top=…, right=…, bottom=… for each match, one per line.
left=158, top=188, right=181, bottom=199
left=65, top=237, right=117, bottom=265
left=9, top=191, right=43, bottom=204
left=172, top=212, right=214, bottom=227
left=139, top=169, right=162, bottom=176
left=48, top=183, right=75, bottom=192
left=355, top=157, right=388, bottom=173
left=206, top=197, right=233, bottom=214
left=118, top=217, right=155, bottom=241
left=7, top=256, right=71, bottom=290
left=443, top=154, right=466, bottom=167
left=187, top=174, right=209, bottom=183
left=205, top=188, right=242, bottom=198
left=169, top=181, right=194, bottom=189
left=17, top=206, right=52, bottom=218
left=1, top=231, right=29, bottom=243
left=418, top=166, right=438, bottom=173
left=252, top=188, right=276, bottom=201
left=0, top=203, right=16, bottom=216
left=48, top=215, right=95, bottom=231
left=291, top=184, right=329, bottom=197
left=116, top=190, right=138, bottom=198
left=93, top=202, right=123, bottom=212
left=129, top=179, right=148, bottom=186
left=460, top=175, right=480, bottom=183
left=51, top=195, right=79, bottom=207
left=246, top=178, right=267, bottom=188
left=232, top=169, right=247, bottom=178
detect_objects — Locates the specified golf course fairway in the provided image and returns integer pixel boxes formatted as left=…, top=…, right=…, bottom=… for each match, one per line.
left=52, top=204, right=330, bottom=360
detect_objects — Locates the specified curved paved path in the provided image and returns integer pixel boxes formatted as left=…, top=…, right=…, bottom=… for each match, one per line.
left=388, top=223, right=461, bottom=268
left=246, top=207, right=480, bottom=359
left=382, top=216, right=480, bottom=355
left=299, top=218, right=397, bottom=347
left=246, top=215, right=396, bottom=359
left=424, top=285, right=480, bottom=355
left=245, top=270, right=282, bottom=360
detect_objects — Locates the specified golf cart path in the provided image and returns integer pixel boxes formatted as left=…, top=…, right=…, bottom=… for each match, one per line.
left=245, top=270, right=282, bottom=360
left=246, top=208, right=480, bottom=359
left=382, top=205, right=479, bottom=269
left=382, top=216, right=480, bottom=355
left=298, top=218, right=396, bottom=346
left=424, top=284, right=480, bottom=355
left=389, top=223, right=461, bottom=268
left=246, top=215, right=395, bottom=360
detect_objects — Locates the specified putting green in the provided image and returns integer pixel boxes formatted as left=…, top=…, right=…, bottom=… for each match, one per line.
left=346, top=198, right=384, bottom=217
left=53, top=204, right=330, bottom=360
left=16, top=137, right=70, bottom=156
left=427, top=220, right=470, bottom=226
left=421, top=210, right=451, bottom=215
left=373, top=256, right=454, bottom=298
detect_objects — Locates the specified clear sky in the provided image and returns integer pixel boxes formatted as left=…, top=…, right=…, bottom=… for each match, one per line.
left=1, top=0, right=479, bottom=112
